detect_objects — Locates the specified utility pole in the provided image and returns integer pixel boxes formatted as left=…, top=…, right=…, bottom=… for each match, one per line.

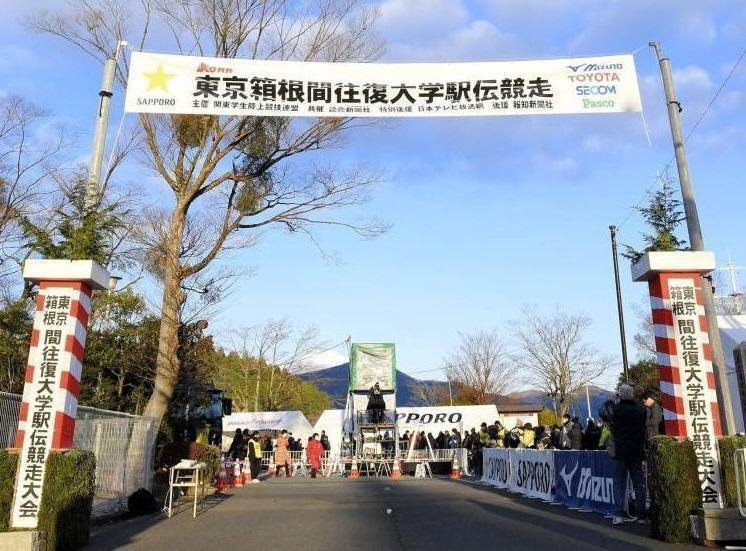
left=86, top=40, right=127, bottom=211
left=650, top=41, right=735, bottom=434
left=609, top=225, right=630, bottom=383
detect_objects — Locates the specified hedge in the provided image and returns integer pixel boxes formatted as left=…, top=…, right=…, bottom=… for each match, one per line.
left=718, top=435, right=746, bottom=508
left=648, top=436, right=701, bottom=543
left=0, top=449, right=96, bottom=550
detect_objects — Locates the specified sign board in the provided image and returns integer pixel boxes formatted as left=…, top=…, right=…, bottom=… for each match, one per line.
left=125, top=52, right=642, bottom=118
left=482, top=449, right=554, bottom=501
left=554, top=451, right=617, bottom=515
left=396, top=405, right=498, bottom=434
left=11, top=287, right=81, bottom=527
left=667, top=277, right=723, bottom=507
left=483, top=448, right=511, bottom=489
left=349, top=343, right=396, bottom=392
left=509, top=448, right=554, bottom=500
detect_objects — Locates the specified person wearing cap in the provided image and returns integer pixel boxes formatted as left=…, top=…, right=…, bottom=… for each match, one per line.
left=610, top=384, right=647, bottom=525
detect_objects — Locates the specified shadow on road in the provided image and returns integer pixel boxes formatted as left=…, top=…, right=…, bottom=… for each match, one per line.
left=87, top=491, right=234, bottom=550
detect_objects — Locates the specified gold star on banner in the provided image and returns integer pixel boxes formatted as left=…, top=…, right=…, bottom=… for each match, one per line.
left=143, top=63, right=176, bottom=93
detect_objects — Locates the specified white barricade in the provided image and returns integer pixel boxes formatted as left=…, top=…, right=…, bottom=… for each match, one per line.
left=482, top=448, right=554, bottom=501
left=509, top=448, right=554, bottom=501
left=482, top=448, right=511, bottom=489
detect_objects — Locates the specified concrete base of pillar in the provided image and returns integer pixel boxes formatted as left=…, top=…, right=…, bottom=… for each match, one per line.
left=0, top=531, right=46, bottom=551
left=690, top=508, right=746, bottom=546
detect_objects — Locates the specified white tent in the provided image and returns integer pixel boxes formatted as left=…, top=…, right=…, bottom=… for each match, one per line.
left=719, top=314, right=746, bottom=432
left=222, top=411, right=313, bottom=449
left=312, top=409, right=349, bottom=455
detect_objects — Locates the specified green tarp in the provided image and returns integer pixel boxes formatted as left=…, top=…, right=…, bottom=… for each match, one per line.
left=349, top=343, right=396, bottom=392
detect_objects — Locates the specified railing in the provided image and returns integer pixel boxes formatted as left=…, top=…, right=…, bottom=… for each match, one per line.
left=356, top=409, right=396, bottom=426
left=0, top=391, right=158, bottom=516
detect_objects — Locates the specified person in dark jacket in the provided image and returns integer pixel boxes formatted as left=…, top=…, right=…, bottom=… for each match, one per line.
left=366, top=382, right=386, bottom=423
left=227, top=429, right=245, bottom=460
left=642, top=391, right=664, bottom=441
left=610, top=384, right=647, bottom=525
left=568, top=417, right=584, bottom=450
left=582, top=419, right=602, bottom=450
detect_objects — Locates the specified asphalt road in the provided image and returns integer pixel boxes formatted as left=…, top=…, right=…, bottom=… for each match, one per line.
left=87, top=477, right=700, bottom=551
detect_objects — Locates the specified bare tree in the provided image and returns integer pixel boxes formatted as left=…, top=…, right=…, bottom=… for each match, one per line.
left=411, top=382, right=448, bottom=407
left=221, top=319, right=319, bottom=411
left=0, top=96, right=69, bottom=289
left=31, top=0, right=388, bottom=425
left=631, top=300, right=656, bottom=360
left=511, top=308, right=609, bottom=418
left=443, top=330, right=514, bottom=405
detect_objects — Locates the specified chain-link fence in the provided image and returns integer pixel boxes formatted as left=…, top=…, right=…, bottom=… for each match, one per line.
left=0, top=391, right=158, bottom=516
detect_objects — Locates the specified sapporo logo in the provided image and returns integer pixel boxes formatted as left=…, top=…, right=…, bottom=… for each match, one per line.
left=514, top=458, right=552, bottom=494
left=486, top=455, right=510, bottom=483
left=137, top=62, right=177, bottom=106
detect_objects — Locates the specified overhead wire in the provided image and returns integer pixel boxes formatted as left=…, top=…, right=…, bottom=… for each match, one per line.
left=616, top=48, right=746, bottom=231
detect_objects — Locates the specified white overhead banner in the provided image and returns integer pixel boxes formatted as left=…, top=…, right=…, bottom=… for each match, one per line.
left=125, top=52, right=642, bottom=118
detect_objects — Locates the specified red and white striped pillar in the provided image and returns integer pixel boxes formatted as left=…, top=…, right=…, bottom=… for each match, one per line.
left=632, top=251, right=723, bottom=507
left=11, top=259, right=109, bottom=528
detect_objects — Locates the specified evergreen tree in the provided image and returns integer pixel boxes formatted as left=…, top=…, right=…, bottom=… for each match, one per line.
left=20, top=177, right=130, bottom=268
left=623, top=174, right=688, bottom=262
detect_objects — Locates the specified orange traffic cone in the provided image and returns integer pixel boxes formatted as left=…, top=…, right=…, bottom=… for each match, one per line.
left=390, top=457, right=402, bottom=480
left=216, top=455, right=229, bottom=490
left=267, top=454, right=276, bottom=478
left=450, top=454, right=462, bottom=480
left=241, top=460, right=249, bottom=485
left=233, top=460, right=243, bottom=487
left=349, top=456, right=360, bottom=479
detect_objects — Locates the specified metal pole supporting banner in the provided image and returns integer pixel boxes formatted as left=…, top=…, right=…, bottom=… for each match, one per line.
left=609, top=225, right=630, bottom=382
left=86, top=41, right=127, bottom=212
left=650, top=41, right=735, bottom=434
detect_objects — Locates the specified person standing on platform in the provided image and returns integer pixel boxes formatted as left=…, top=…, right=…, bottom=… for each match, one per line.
left=307, top=433, right=325, bottom=478
left=320, top=430, right=331, bottom=452
left=275, top=429, right=291, bottom=477
left=611, top=384, right=647, bottom=525
left=248, top=432, right=263, bottom=483
left=366, top=382, right=386, bottom=423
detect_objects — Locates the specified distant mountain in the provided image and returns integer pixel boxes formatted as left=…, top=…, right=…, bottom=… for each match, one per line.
left=497, top=387, right=616, bottom=420
left=299, top=363, right=614, bottom=415
left=299, top=363, right=446, bottom=408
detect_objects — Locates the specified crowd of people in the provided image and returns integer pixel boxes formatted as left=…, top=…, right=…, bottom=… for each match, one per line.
left=224, top=386, right=661, bottom=525
left=226, top=428, right=333, bottom=480
left=457, top=386, right=662, bottom=526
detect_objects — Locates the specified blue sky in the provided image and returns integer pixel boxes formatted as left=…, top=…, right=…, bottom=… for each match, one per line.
left=1, top=0, right=745, bottom=389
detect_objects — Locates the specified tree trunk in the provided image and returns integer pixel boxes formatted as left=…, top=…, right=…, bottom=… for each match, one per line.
left=143, top=208, right=186, bottom=425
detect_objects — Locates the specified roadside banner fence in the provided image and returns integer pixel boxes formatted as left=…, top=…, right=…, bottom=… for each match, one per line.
left=482, top=448, right=621, bottom=516
left=553, top=450, right=617, bottom=516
